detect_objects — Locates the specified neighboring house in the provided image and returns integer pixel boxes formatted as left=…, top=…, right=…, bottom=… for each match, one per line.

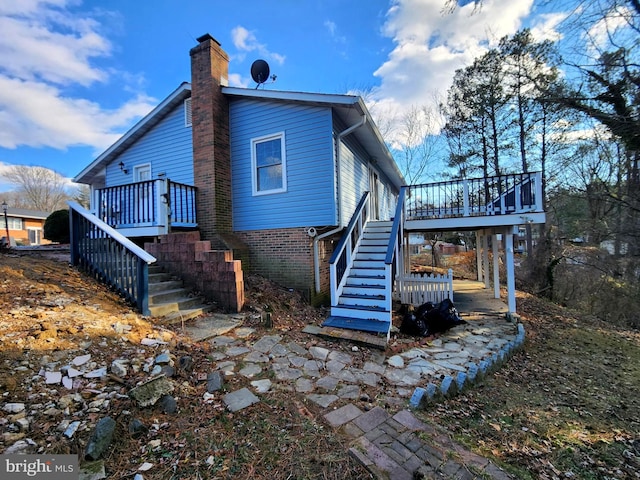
left=1, top=207, right=51, bottom=246
left=71, top=33, right=545, bottom=338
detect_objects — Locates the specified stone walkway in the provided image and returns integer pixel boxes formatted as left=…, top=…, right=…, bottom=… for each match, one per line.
left=185, top=282, right=522, bottom=479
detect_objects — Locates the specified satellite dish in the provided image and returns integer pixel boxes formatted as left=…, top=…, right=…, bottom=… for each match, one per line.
left=251, top=59, right=270, bottom=86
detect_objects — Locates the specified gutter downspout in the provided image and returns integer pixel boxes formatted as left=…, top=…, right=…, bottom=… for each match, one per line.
left=313, top=226, right=343, bottom=293
left=313, top=113, right=367, bottom=294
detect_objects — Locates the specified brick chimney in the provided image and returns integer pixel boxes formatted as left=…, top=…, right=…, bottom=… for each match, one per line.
left=190, top=33, right=231, bottom=238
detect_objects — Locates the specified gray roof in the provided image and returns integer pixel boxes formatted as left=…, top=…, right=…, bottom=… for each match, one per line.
left=5, top=208, right=50, bottom=220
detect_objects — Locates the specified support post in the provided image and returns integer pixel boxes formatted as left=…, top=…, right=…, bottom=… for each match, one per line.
left=492, top=232, right=500, bottom=299
left=475, top=231, right=482, bottom=282
left=482, top=233, right=490, bottom=289
left=504, top=226, right=516, bottom=315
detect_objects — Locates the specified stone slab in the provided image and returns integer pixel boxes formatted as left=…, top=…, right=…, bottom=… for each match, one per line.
left=223, top=388, right=259, bottom=412
left=184, top=316, right=241, bottom=342
left=323, top=403, right=363, bottom=427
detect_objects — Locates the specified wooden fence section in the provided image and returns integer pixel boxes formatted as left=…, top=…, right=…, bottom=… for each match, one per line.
left=395, top=269, right=454, bottom=306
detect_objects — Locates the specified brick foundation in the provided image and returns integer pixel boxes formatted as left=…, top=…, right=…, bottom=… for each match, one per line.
left=145, top=231, right=244, bottom=312
left=235, top=227, right=318, bottom=299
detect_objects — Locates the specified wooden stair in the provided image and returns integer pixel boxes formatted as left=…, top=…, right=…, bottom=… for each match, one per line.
left=323, top=220, right=392, bottom=336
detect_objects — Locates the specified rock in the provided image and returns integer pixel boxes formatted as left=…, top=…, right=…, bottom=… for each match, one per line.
left=84, top=367, right=107, bottom=378
left=223, top=388, right=259, bottom=412
left=160, top=365, right=175, bottom=377
left=154, top=351, right=171, bottom=365
left=45, top=371, right=62, bottom=384
left=128, top=375, right=174, bottom=408
left=386, top=355, right=405, bottom=368
left=158, top=395, right=177, bottom=414
left=206, top=372, right=223, bottom=393
left=79, top=460, right=106, bottom=480
left=250, top=379, right=272, bottom=393
left=72, top=354, right=91, bottom=366
left=128, top=418, right=148, bottom=438
left=85, top=416, right=116, bottom=461
left=178, top=356, right=194, bottom=372
left=62, top=376, right=73, bottom=389
left=309, top=346, right=329, bottom=361
left=111, top=360, right=128, bottom=378
left=4, top=438, right=36, bottom=454
left=3, top=403, right=26, bottom=413
left=64, top=421, right=81, bottom=438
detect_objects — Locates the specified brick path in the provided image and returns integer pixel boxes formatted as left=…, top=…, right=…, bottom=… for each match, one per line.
left=325, top=404, right=514, bottom=479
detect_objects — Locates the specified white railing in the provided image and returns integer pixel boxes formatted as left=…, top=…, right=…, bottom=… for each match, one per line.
left=329, top=192, right=370, bottom=304
left=395, top=269, right=454, bottom=306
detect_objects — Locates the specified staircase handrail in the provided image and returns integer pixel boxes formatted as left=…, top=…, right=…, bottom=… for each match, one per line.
left=329, top=192, right=370, bottom=303
left=329, top=192, right=370, bottom=264
left=68, top=201, right=156, bottom=314
left=385, top=187, right=407, bottom=265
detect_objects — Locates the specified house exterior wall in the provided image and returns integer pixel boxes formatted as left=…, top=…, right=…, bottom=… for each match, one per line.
left=234, top=227, right=315, bottom=297
left=105, top=102, right=193, bottom=187
left=337, top=126, right=399, bottom=224
left=229, top=98, right=336, bottom=230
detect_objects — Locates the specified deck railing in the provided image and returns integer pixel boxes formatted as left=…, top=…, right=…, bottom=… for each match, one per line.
left=95, top=179, right=197, bottom=231
left=69, top=201, right=156, bottom=315
left=329, top=192, right=370, bottom=303
left=406, top=172, right=543, bottom=220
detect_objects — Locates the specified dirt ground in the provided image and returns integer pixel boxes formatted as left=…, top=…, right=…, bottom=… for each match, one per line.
left=1, top=250, right=639, bottom=479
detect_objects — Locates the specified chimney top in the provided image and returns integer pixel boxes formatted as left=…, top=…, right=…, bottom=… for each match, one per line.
left=196, top=33, right=220, bottom=46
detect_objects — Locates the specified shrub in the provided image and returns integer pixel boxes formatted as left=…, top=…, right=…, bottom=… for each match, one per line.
left=44, top=209, right=70, bottom=244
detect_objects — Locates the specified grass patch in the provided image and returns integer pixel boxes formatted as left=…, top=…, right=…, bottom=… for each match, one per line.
left=415, top=292, right=640, bottom=479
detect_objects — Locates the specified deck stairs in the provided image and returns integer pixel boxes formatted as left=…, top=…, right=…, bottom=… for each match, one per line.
left=147, top=265, right=213, bottom=323
left=323, top=220, right=393, bottom=336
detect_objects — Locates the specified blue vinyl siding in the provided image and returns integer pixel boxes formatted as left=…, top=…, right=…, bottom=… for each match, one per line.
left=338, top=134, right=369, bottom=225
left=106, top=102, right=193, bottom=187
left=337, top=119, right=399, bottom=224
left=230, top=99, right=336, bottom=230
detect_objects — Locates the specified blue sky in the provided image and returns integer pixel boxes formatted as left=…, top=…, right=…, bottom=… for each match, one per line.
left=0, top=0, right=572, bottom=192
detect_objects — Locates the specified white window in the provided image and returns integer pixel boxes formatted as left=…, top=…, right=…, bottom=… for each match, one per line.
left=251, top=132, right=287, bottom=195
left=8, top=217, right=23, bottom=230
left=134, top=163, right=152, bottom=182
left=184, top=98, right=192, bottom=127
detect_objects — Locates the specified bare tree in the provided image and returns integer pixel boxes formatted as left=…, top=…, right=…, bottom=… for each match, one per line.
left=2, top=165, right=70, bottom=212
left=390, top=104, right=441, bottom=185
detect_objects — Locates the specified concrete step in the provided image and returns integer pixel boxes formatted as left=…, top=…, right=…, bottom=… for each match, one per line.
left=149, top=288, right=192, bottom=305
left=148, top=279, right=183, bottom=294
left=148, top=296, right=206, bottom=317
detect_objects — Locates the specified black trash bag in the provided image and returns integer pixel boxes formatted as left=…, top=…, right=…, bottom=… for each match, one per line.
left=400, top=309, right=429, bottom=336
left=423, top=298, right=467, bottom=335
left=400, top=299, right=466, bottom=337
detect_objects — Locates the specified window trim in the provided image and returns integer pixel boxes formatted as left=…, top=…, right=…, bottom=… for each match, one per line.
left=251, top=132, right=287, bottom=196
left=7, top=217, right=23, bottom=230
left=184, top=98, right=192, bottom=127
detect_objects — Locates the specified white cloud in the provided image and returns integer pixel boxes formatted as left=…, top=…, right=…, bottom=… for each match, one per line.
left=231, top=25, right=286, bottom=65
left=0, top=77, right=154, bottom=151
left=0, top=0, right=157, bottom=151
left=369, top=0, right=536, bottom=144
